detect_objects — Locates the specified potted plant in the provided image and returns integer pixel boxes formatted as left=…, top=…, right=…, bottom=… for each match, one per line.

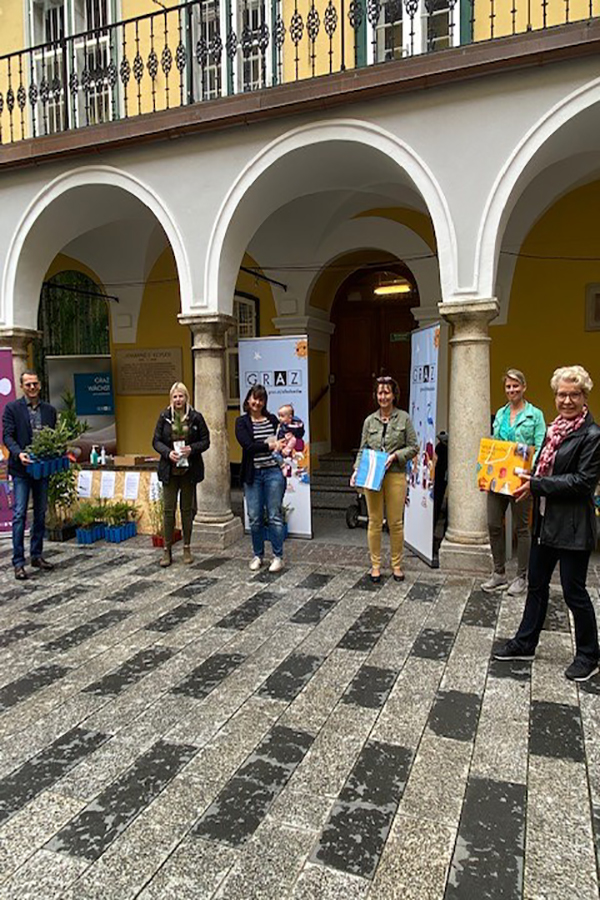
left=148, top=492, right=182, bottom=547
left=106, top=501, right=138, bottom=543
left=73, top=499, right=109, bottom=544
left=27, top=396, right=88, bottom=480
left=46, top=464, right=80, bottom=542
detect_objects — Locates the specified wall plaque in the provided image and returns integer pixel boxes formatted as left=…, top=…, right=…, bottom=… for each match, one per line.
left=115, top=348, right=183, bottom=395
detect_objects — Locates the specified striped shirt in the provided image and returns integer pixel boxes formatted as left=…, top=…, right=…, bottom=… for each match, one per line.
left=252, top=418, right=277, bottom=469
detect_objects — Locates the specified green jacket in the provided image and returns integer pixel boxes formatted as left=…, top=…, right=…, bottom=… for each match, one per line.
left=492, top=402, right=546, bottom=454
left=355, top=408, right=419, bottom=472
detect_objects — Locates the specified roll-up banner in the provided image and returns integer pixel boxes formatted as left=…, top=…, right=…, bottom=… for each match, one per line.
left=238, top=336, right=312, bottom=538
left=0, top=348, right=16, bottom=536
left=404, top=324, right=440, bottom=567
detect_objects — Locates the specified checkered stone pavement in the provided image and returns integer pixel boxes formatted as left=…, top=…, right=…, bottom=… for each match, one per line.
left=0, top=537, right=599, bottom=900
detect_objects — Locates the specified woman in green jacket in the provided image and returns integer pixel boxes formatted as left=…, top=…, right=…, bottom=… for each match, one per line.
left=482, top=368, right=546, bottom=596
left=351, top=376, right=419, bottom=583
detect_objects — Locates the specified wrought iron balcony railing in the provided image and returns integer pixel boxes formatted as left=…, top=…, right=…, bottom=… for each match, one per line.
left=0, top=0, right=597, bottom=145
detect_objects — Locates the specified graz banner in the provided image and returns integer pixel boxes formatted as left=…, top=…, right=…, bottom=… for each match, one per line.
left=404, top=324, right=440, bottom=566
left=238, top=336, right=312, bottom=538
left=0, top=348, right=16, bottom=535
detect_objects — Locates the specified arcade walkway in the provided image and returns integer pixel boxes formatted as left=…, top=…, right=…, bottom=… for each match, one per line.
left=0, top=533, right=598, bottom=899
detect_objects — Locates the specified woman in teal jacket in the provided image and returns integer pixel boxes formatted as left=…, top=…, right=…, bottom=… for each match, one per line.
left=482, top=368, right=546, bottom=596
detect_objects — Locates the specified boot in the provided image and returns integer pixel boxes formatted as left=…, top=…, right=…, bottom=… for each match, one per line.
left=183, top=545, right=193, bottom=565
left=160, top=547, right=172, bottom=568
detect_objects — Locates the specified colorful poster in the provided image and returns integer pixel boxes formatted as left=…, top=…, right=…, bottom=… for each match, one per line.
left=0, top=348, right=16, bottom=535
left=477, top=439, right=534, bottom=495
left=404, top=324, right=440, bottom=567
left=238, top=336, right=311, bottom=539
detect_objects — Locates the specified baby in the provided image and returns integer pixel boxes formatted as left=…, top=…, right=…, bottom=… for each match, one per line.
left=270, top=404, right=305, bottom=471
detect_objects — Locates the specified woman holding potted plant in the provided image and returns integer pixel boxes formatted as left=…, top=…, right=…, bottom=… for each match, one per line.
left=152, top=382, right=210, bottom=567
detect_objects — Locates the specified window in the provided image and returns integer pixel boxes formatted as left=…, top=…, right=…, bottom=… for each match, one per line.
left=240, top=0, right=268, bottom=91
left=226, top=294, right=258, bottom=405
left=376, top=0, right=404, bottom=62
left=423, top=0, right=453, bottom=50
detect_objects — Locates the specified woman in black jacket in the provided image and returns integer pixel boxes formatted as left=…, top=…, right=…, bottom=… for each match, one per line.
left=235, top=385, right=286, bottom=573
left=152, top=382, right=210, bottom=567
left=495, top=365, right=600, bottom=682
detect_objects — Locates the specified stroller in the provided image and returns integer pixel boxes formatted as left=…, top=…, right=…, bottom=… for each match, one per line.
left=346, top=490, right=388, bottom=531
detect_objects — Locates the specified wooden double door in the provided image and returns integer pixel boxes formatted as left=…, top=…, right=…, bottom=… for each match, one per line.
left=330, top=298, right=417, bottom=452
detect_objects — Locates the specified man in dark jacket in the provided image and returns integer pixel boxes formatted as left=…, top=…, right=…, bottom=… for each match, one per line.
left=2, top=371, right=57, bottom=580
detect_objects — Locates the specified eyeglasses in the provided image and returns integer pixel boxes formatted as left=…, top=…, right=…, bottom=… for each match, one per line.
left=556, top=391, right=583, bottom=401
left=22, top=381, right=39, bottom=387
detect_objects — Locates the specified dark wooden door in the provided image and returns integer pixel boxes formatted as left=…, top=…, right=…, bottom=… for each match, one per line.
left=330, top=298, right=417, bottom=452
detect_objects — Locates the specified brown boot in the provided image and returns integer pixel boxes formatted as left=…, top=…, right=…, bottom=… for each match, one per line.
left=183, top=545, right=193, bottom=565
left=160, top=547, right=172, bottom=568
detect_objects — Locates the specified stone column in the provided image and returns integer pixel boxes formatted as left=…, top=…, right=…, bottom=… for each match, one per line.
left=179, top=313, right=243, bottom=549
left=438, top=299, right=499, bottom=571
left=0, top=327, right=41, bottom=388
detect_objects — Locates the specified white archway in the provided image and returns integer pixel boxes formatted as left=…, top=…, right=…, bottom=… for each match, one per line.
left=2, top=165, right=192, bottom=329
left=205, top=119, right=457, bottom=314
left=476, top=77, right=600, bottom=299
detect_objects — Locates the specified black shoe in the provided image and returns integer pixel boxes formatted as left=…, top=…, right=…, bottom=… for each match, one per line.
left=369, top=572, right=381, bottom=584
left=14, top=566, right=27, bottom=581
left=565, top=658, right=600, bottom=682
left=31, top=557, right=54, bottom=571
left=493, top=639, right=535, bottom=661
left=393, top=572, right=405, bottom=583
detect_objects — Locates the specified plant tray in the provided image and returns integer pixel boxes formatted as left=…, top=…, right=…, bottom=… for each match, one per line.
left=150, top=528, right=182, bottom=548
left=106, top=522, right=137, bottom=543
left=76, top=524, right=106, bottom=544
left=30, top=456, right=70, bottom=480
left=46, top=524, right=77, bottom=543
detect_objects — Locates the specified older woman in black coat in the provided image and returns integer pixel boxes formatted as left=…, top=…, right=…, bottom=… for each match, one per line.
left=495, top=365, right=600, bottom=682
left=153, top=382, right=209, bottom=568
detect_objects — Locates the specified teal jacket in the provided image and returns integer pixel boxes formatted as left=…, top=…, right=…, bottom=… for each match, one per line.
left=355, top=408, right=419, bottom=473
left=492, top=402, right=546, bottom=455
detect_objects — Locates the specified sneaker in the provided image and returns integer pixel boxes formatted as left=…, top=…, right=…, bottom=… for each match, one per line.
left=506, top=576, right=527, bottom=597
left=269, top=557, right=283, bottom=573
left=249, top=556, right=262, bottom=572
left=565, top=658, right=600, bottom=682
left=481, top=573, right=509, bottom=593
left=493, top=639, right=535, bottom=661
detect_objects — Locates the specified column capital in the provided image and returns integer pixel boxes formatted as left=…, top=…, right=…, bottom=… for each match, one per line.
left=0, top=326, right=42, bottom=348
left=438, top=298, right=499, bottom=325
left=272, top=315, right=335, bottom=352
left=178, top=313, right=236, bottom=350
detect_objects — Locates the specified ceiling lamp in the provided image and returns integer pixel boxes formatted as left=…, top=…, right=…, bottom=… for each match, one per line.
left=373, top=282, right=412, bottom=296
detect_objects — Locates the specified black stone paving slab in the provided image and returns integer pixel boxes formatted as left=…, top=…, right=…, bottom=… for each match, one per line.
left=543, top=597, right=570, bottom=632
left=297, top=572, right=334, bottom=590
left=193, top=557, right=229, bottom=572
left=83, top=647, right=175, bottom=696
left=529, top=700, right=585, bottom=762
left=215, top=591, right=281, bottom=631
left=428, top=690, right=482, bottom=742
left=193, top=725, right=313, bottom=847
left=488, top=654, right=532, bottom=682
left=168, top=576, right=218, bottom=598
left=338, top=606, right=396, bottom=651
left=312, top=740, right=413, bottom=878
left=592, top=804, right=600, bottom=870
left=407, top=581, right=443, bottom=603
left=445, top=777, right=526, bottom=900
left=342, top=665, right=398, bottom=710
left=0, top=584, right=40, bottom=605
left=171, top=652, right=246, bottom=699
left=461, top=590, right=501, bottom=628
left=26, top=585, right=86, bottom=613
left=83, top=553, right=136, bottom=577
left=144, top=601, right=203, bottom=633
left=47, top=739, right=197, bottom=861
left=43, top=609, right=131, bottom=652
left=0, top=663, right=72, bottom=713
left=252, top=568, right=286, bottom=584
left=290, top=596, right=336, bottom=625
left=258, top=653, right=324, bottom=702
left=411, top=628, right=456, bottom=661
left=352, top=573, right=390, bottom=592
left=102, top=579, right=156, bottom=603
left=0, top=621, right=47, bottom=648
left=48, top=553, right=94, bottom=572
left=579, top=677, right=600, bottom=696
left=0, top=727, right=109, bottom=826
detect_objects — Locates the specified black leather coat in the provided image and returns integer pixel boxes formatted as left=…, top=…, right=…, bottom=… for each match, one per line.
left=152, top=407, right=210, bottom=485
left=530, top=412, right=600, bottom=551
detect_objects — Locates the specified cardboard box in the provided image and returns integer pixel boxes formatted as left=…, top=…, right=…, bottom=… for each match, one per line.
left=477, top=439, right=534, bottom=496
left=113, top=455, right=147, bottom=467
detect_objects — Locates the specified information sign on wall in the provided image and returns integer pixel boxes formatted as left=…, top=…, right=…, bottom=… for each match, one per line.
left=115, top=348, right=183, bottom=395
left=74, top=372, right=114, bottom=416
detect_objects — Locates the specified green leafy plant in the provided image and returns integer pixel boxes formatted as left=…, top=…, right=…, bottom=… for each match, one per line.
left=106, top=501, right=137, bottom=527
left=58, top=390, right=89, bottom=441
left=72, top=501, right=97, bottom=529
left=148, top=495, right=164, bottom=536
left=172, top=410, right=186, bottom=439
left=46, top=465, right=80, bottom=529
left=28, top=393, right=88, bottom=459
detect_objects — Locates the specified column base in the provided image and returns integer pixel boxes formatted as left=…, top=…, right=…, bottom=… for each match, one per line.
left=439, top=537, right=492, bottom=574
left=192, top=515, right=244, bottom=550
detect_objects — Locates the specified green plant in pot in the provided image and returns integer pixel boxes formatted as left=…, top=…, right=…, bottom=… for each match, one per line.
left=46, top=464, right=81, bottom=541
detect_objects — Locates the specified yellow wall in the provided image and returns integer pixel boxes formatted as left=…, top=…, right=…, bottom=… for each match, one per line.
left=474, top=0, right=596, bottom=40
left=112, top=246, right=193, bottom=454
left=0, top=2, right=25, bottom=56
left=491, top=181, right=600, bottom=423
left=354, top=207, right=437, bottom=253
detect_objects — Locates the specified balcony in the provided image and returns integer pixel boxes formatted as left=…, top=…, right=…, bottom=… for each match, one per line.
left=0, top=0, right=598, bottom=157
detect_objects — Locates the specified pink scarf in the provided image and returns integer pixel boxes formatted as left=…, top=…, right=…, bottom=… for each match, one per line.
left=535, top=409, right=587, bottom=476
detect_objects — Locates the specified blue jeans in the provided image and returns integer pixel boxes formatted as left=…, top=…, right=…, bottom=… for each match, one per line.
left=244, top=466, right=286, bottom=559
left=12, top=475, right=49, bottom=568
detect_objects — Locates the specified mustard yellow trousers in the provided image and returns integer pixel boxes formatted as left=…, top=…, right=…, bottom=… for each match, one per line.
left=364, top=471, right=407, bottom=570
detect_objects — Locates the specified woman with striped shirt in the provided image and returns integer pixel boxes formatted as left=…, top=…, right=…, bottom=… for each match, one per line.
left=235, top=385, right=287, bottom=572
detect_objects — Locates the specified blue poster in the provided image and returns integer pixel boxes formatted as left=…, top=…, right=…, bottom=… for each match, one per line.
left=238, top=336, right=312, bottom=539
left=74, top=372, right=114, bottom=416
